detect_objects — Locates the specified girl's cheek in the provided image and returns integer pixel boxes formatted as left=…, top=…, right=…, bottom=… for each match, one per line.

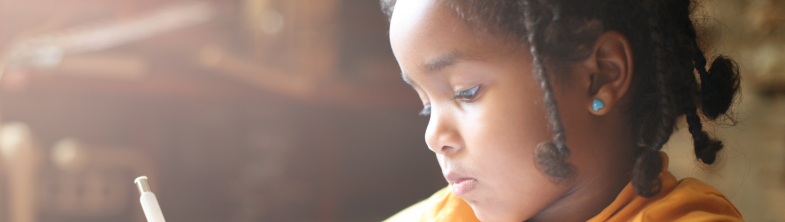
left=464, top=105, right=502, bottom=154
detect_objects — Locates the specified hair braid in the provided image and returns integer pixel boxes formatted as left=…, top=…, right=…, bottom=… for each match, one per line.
left=680, top=16, right=722, bottom=164
left=632, top=0, right=678, bottom=197
left=523, top=0, right=576, bottom=183
left=684, top=100, right=724, bottom=164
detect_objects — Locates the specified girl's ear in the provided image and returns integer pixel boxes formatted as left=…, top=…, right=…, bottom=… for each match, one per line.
left=584, top=31, right=634, bottom=116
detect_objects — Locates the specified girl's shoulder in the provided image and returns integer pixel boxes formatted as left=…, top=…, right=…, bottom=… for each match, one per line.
left=633, top=177, right=744, bottom=222
left=590, top=166, right=744, bottom=222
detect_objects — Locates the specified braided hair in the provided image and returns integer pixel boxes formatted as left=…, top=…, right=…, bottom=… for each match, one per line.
left=381, top=0, right=740, bottom=197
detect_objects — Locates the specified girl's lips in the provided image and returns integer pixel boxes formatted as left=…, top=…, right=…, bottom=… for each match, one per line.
left=452, top=178, right=477, bottom=196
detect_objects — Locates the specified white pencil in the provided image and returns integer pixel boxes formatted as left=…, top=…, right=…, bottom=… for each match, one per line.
left=134, top=176, right=166, bottom=222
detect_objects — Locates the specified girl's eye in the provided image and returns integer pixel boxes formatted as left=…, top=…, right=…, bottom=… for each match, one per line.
left=418, top=86, right=479, bottom=116
left=453, top=86, right=480, bottom=102
left=419, top=104, right=431, bottom=116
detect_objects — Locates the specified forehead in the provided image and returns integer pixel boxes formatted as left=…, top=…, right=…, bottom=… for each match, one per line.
left=389, top=0, right=455, bottom=58
left=389, top=0, right=447, bottom=37
left=388, top=0, right=510, bottom=76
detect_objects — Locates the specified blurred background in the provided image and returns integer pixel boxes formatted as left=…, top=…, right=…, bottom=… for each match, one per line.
left=0, top=0, right=782, bottom=221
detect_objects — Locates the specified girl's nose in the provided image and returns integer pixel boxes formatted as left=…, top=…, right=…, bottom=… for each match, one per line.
left=424, top=110, right=463, bottom=155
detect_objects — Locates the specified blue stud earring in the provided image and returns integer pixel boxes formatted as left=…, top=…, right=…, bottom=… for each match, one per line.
left=592, top=99, right=605, bottom=111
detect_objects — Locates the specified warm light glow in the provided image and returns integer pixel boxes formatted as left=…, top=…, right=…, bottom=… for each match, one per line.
left=0, top=122, right=31, bottom=160
left=259, top=9, right=284, bottom=35
left=51, top=138, right=84, bottom=170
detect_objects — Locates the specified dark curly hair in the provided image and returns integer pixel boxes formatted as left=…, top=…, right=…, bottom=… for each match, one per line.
left=381, top=0, right=740, bottom=197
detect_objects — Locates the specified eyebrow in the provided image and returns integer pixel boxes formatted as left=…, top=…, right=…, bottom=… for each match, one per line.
left=401, top=51, right=465, bottom=86
left=424, top=51, right=464, bottom=72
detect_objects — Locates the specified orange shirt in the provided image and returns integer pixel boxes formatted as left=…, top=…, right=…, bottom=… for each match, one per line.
left=385, top=153, right=744, bottom=222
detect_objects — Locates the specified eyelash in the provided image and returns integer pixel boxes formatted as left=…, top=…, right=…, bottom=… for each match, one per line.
left=419, top=85, right=481, bottom=116
left=453, top=85, right=480, bottom=102
left=419, top=104, right=431, bottom=116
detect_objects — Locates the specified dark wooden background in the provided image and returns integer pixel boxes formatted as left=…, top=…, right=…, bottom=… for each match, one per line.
left=0, top=0, right=446, bottom=221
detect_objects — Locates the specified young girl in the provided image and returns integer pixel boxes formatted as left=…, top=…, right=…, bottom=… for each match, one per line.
left=381, top=0, right=744, bottom=221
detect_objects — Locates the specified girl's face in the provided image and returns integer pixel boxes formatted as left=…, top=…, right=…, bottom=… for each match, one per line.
left=389, top=0, right=580, bottom=221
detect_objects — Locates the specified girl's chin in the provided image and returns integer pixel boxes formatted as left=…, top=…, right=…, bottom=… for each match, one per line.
left=473, top=209, right=523, bottom=222
left=468, top=198, right=534, bottom=222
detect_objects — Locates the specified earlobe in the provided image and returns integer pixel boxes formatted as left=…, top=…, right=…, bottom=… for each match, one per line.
left=586, top=31, right=634, bottom=115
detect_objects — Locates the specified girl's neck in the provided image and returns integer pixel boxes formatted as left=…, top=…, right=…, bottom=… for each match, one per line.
left=529, top=130, right=638, bottom=222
